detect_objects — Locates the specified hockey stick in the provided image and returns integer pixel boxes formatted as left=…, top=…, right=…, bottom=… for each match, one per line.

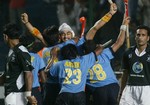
left=79, top=17, right=86, bottom=38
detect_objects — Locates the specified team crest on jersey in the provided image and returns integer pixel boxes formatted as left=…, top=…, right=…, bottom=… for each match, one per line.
left=132, top=62, right=143, bottom=73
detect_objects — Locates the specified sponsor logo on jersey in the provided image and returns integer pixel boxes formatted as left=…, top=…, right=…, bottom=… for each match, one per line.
left=132, top=62, right=143, bottom=73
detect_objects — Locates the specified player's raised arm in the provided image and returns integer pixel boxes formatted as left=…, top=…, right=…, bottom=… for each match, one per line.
left=111, top=15, right=130, bottom=52
left=86, top=3, right=117, bottom=40
left=21, top=13, right=47, bottom=46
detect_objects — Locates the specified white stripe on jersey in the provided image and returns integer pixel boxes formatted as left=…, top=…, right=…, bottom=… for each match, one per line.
left=16, top=72, right=24, bottom=90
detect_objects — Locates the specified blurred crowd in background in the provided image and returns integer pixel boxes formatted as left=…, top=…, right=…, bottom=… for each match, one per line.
left=0, top=0, right=150, bottom=72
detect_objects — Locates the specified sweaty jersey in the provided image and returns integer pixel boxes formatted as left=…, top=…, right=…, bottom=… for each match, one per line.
left=86, top=48, right=118, bottom=87
left=122, top=45, right=150, bottom=86
left=50, top=52, right=96, bottom=93
left=4, top=44, right=33, bottom=95
left=30, top=53, right=45, bottom=88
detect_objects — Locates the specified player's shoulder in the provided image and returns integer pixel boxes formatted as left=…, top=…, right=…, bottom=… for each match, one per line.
left=13, top=44, right=29, bottom=55
left=18, top=45, right=28, bottom=53
left=30, top=52, right=40, bottom=58
left=146, top=44, right=150, bottom=53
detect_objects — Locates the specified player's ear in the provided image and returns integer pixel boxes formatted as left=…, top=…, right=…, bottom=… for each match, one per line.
left=3, top=34, right=8, bottom=40
left=147, top=36, right=149, bottom=42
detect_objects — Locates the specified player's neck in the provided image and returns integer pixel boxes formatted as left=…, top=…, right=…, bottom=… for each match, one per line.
left=137, top=44, right=147, bottom=54
left=9, top=39, right=20, bottom=48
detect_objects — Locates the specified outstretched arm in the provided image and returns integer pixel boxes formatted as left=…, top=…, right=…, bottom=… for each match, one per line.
left=21, top=13, right=47, bottom=46
left=44, top=47, right=59, bottom=72
left=86, top=3, right=117, bottom=40
left=111, top=15, right=130, bottom=52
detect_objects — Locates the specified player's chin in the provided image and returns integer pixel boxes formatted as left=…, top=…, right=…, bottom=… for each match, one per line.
left=138, top=42, right=146, bottom=46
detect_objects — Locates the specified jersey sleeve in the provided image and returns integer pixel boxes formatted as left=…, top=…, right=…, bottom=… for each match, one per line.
left=15, top=45, right=34, bottom=72
left=56, top=39, right=76, bottom=48
left=76, top=36, right=86, bottom=46
left=76, top=37, right=86, bottom=55
left=98, top=48, right=114, bottom=60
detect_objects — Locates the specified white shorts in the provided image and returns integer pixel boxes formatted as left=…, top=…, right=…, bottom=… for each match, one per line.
left=5, top=92, right=28, bottom=105
left=119, top=85, right=150, bottom=105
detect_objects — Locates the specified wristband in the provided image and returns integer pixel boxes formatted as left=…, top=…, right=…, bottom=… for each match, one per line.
left=120, top=25, right=127, bottom=31
left=101, top=13, right=112, bottom=22
left=25, top=91, right=31, bottom=97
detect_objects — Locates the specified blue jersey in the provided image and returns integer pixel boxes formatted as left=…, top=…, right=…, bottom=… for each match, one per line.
left=76, top=36, right=85, bottom=46
left=30, top=53, right=45, bottom=88
left=42, top=39, right=76, bottom=65
left=42, top=39, right=76, bottom=83
left=50, top=52, right=96, bottom=93
left=76, top=36, right=86, bottom=55
left=86, top=48, right=118, bottom=87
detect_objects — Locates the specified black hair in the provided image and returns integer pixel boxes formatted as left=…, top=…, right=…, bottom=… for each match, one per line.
left=42, top=25, right=59, bottom=47
left=61, top=44, right=79, bottom=60
left=82, top=40, right=96, bottom=54
left=3, top=23, right=21, bottom=39
left=19, top=35, right=35, bottom=47
left=19, top=35, right=44, bottom=53
left=137, top=25, right=150, bottom=36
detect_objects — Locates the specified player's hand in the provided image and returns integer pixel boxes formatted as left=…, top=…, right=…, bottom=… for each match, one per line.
left=109, top=3, right=117, bottom=15
left=122, top=16, right=130, bottom=25
left=27, top=96, right=37, bottom=105
left=21, top=13, right=29, bottom=24
left=50, top=47, right=60, bottom=59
